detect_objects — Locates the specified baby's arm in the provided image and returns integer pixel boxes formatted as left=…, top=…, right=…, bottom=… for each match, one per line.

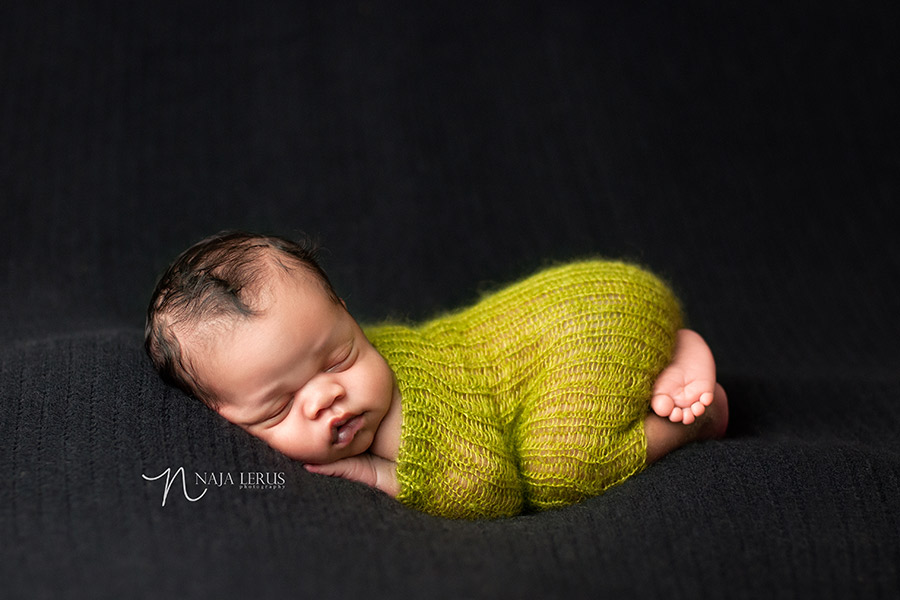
left=304, top=454, right=399, bottom=497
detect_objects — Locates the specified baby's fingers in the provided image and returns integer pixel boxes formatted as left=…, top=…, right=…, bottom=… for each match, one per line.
left=305, top=457, right=377, bottom=487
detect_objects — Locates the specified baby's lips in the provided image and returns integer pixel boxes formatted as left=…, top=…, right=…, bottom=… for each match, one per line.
left=330, top=415, right=349, bottom=444
left=331, top=414, right=364, bottom=446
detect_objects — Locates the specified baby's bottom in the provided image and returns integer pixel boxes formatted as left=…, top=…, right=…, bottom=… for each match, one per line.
left=644, top=329, right=729, bottom=463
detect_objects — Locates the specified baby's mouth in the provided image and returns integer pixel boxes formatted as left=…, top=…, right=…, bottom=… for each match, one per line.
left=332, top=414, right=364, bottom=446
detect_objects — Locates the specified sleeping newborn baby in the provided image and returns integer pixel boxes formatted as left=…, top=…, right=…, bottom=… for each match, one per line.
left=145, top=231, right=728, bottom=519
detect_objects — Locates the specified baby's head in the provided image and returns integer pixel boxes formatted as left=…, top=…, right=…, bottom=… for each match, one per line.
left=145, top=231, right=398, bottom=464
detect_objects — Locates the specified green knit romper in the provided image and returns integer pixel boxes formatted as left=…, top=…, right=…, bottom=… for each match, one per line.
left=364, top=261, right=683, bottom=519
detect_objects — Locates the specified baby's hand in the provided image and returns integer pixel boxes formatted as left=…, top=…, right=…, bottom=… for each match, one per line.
left=304, top=453, right=399, bottom=498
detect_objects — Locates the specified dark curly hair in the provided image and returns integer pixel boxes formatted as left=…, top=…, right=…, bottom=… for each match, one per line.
left=144, top=230, right=339, bottom=407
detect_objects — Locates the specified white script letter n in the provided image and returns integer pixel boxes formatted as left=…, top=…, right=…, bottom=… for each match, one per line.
left=142, top=467, right=208, bottom=506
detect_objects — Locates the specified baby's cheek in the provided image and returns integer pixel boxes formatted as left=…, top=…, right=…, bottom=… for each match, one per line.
left=262, top=427, right=303, bottom=461
left=376, top=355, right=395, bottom=390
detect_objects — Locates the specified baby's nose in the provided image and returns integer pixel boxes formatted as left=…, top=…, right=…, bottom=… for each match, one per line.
left=303, top=379, right=345, bottom=419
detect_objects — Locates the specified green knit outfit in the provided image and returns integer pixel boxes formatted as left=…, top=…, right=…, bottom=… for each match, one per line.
left=364, top=261, right=683, bottom=519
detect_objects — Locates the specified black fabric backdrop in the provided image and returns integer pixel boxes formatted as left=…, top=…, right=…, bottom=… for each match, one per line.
left=2, top=1, right=899, bottom=598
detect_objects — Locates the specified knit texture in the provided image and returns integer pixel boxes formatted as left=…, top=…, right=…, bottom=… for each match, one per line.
left=365, top=261, right=683, bottom=519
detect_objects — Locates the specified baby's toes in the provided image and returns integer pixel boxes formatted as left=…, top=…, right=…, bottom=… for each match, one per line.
left=669, top=406, right=684, bottom=423
left=651, top=394, right=675, bottom=418
left=691, top=402, right=706, bottom=417
left=699, top=392, right=715, bottom=407
left=681, top=409, right=696, bottom=425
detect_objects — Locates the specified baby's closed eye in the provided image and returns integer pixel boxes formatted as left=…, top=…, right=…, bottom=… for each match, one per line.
left=326, top=345, right=355, bottom=373
left=258, top=396, right=293, bottom=429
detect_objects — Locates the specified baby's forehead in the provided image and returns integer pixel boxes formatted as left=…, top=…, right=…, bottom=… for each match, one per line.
left=180, top=262, right=334, bottom=395
left=255, top=255, right=328, bottom=305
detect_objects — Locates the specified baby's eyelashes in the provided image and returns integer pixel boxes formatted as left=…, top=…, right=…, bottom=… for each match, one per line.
left=325, top=346, right=355, bottom=373
left=258, top=397, right=293, bottom=429
left=326, top=359, right=349, bottom=373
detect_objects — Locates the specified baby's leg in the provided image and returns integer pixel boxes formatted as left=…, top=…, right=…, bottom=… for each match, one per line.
left=651, top=329, right=717, bottom=425
left=645, top=383, right=729, bottom=463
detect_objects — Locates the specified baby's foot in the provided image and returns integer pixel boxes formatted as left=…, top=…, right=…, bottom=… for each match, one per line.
left=644, top=382, right=728, bottom=463
left=650, top=329, right=717, bottom=425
